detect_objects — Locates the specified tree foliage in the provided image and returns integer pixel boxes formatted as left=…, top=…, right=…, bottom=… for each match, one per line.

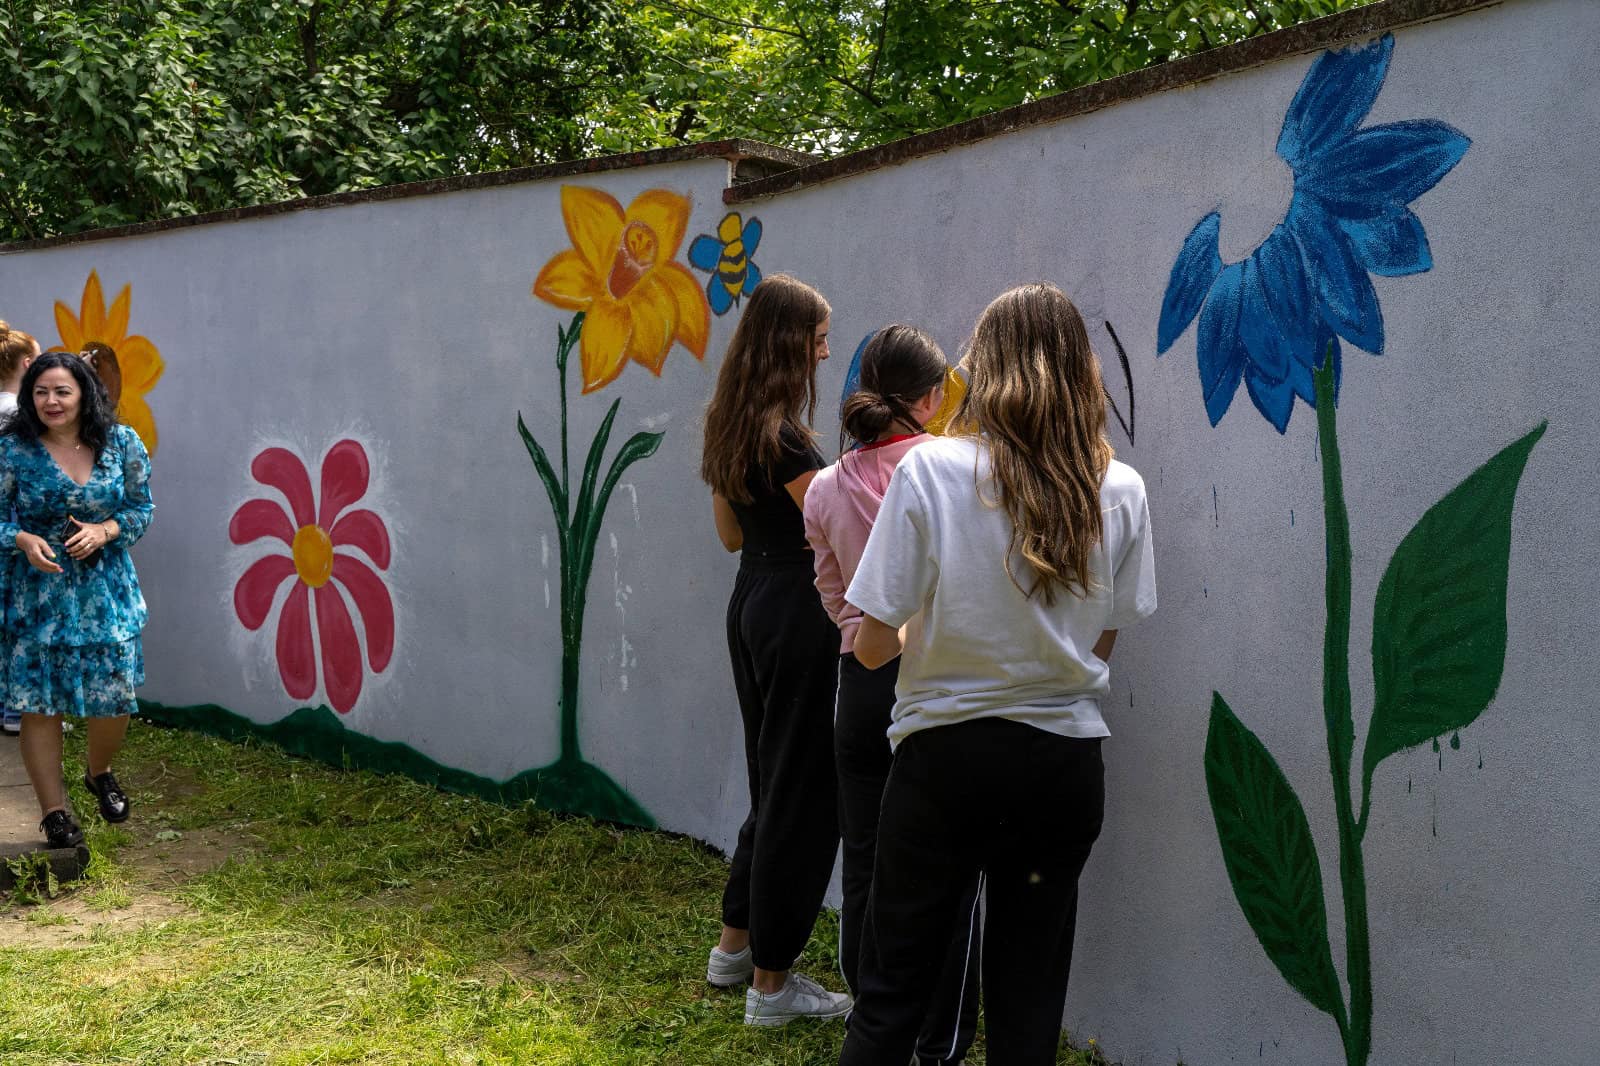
left=0, top=0, right=639, bottom=239
left=601, top=0, right=1373, bottom=154
left=0, top=0, right=1374, bottom=241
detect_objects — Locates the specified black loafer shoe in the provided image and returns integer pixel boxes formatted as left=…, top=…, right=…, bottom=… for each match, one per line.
left=83, top=771, right=130, bottom=823
left=40, top=809, right=85, bottom=848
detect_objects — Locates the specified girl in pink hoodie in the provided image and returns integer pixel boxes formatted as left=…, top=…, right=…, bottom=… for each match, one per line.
left=803, top=325, right=980, bottom=1066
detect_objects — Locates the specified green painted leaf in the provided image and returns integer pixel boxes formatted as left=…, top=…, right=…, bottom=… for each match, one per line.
left=1205, top=692, right=1345, bottom=1021
left=598, top=430, right=667, bottom=516
left=516, top=411, right=567, bottom=527
left=1363, top=423, right=1545, bottom=795
left=575, top=429, right=667, bottom=589
left=571, top=399, right=622, bottom=551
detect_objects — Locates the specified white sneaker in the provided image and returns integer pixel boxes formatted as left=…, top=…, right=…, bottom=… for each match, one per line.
left=744, top=972, right=853, bottom=1026
left=706, top=945, right=754, bottom=988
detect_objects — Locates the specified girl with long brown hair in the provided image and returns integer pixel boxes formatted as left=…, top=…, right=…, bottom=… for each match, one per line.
left=700, top=274, right=852, bottom=1026
left=839, top=284, right=1157, bottom=1065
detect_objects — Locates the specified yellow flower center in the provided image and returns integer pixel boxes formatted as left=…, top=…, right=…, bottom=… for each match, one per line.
left=607, top=221, right=659, bottom=299
left=292, top=524, right=334, bottom=588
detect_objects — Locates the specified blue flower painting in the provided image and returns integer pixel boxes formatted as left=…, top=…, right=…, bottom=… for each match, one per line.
left=1157, top=34, right=1470, bottom=432
left=688, top=211, right=763, bottom=315
left=1167, top=33, right=1545, bottom=1066
left=840, top=331, right=874, bottom=413
left=835, top=331, right=876, bottom=450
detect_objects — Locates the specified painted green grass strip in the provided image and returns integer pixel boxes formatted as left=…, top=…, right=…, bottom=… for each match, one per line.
left=137, top=700, right=656, bottom=829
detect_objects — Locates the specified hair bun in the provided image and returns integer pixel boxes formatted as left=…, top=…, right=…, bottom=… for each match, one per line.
left=841, top=389, right=900, bottom=444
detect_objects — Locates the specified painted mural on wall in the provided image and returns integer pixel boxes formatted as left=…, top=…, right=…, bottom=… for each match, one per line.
left=229, top=439, right=396, bottom=715
left=688, top=211, right=763, bottom=315
left=522, top=185, right=713, bottom=827
left=49, top=270, right=164, bottom=453
left=1157, top=35, right=1543, bottom=1066
left=1101, top=322, right=1136, bottom=446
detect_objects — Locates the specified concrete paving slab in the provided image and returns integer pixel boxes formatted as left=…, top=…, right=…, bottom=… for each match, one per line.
left=0, top=734, right=90, bottom=889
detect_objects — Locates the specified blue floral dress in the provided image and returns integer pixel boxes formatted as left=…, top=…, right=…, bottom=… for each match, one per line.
left=0, top=424, right=154, bottom=717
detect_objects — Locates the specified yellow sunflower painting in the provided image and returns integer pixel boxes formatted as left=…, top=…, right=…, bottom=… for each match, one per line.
left=51, top=270, right=164, bottom=453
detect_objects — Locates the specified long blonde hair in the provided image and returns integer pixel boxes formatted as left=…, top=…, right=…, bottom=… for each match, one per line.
left=0, top=320, right=38, bottom=383
left=701, top=274, right=830, bottom=503
left=956, top=283, right=1112, bottom=605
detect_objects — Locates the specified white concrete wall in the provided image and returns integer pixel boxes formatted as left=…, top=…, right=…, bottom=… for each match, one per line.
left=1, top=0, right=1595, bottom=1060
left=0, top=157, right=763, bottom=835
left=737, top=1, right=1598, bottom=1062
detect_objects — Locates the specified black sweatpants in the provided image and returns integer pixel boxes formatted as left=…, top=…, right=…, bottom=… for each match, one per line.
left=840, top=718, right=1105, bottom=1066
left=836, top=652, right=980, bottom=1066
left=721, top=560, right=842, bottom=972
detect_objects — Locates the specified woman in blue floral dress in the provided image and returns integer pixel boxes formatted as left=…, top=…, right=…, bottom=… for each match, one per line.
left=0, top=351, right=154, bottom=849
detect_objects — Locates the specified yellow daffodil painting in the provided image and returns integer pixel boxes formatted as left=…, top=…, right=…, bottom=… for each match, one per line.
left=533, top=186, right=711, bottom=393
left=52, top=270, right=165, bottom=453
left=513, top=183, right=719, bottom=828
left=923, top=366, right=969, bottom=436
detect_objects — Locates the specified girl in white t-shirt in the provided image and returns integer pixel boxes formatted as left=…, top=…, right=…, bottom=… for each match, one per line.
left=838, top=283, right=1157, bottom=1066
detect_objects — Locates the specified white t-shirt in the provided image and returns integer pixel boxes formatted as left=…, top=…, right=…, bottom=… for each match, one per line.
left=846, top=436, right=1156, bottom=748
left=0, top=392, right=15, bottom=417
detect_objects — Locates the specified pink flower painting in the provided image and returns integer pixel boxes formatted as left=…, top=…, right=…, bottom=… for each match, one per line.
left=230, top=440, right=395, bottom=713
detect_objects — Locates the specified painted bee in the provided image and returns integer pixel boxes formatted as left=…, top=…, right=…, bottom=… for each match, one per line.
left=688, top=212, right=763, bottom=316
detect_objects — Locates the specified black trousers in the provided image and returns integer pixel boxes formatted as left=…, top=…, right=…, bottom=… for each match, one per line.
left=840, top=718, right=1105, bottom=1066
left=720, top=560, right=842, bottom=972
left=836, top=652, right=980, bottom=1066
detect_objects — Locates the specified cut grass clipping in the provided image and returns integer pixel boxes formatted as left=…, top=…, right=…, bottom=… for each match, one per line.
left=0, top=720, right=1116, bottom=1065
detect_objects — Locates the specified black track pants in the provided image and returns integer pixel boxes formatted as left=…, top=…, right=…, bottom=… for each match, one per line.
left=840, top=718, right=1105, bottom=1066
left=836, top=652, right=980, bottom=1066
left=720, top=560, right=842, bottom=972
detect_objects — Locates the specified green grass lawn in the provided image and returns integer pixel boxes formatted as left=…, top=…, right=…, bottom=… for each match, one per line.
left=0, top=721, right=1114, bottom=1065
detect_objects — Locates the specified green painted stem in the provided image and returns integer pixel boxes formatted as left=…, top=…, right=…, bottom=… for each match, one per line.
left=519, top=312, right=660, bottom=814
left=556, top=314, right=582, bottom=766
left=1315, top=358, right=1371, bottom=1066
left=559, top=316, right=573, bottom=505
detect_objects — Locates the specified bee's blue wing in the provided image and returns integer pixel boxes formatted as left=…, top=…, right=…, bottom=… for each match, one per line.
left=688, top=234, right=722, bottom=272
left=742, top=260, right=762, bottom=296
left=708, top=275, right=734, bottom=316
left=741, top=217, right=763, bottom=258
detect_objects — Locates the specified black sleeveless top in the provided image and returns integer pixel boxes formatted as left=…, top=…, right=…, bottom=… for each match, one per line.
left=731, top=424, right=824, bottom=568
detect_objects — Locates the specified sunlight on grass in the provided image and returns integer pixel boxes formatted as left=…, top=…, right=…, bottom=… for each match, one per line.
left=0, top=720, right=1113, bottom=1065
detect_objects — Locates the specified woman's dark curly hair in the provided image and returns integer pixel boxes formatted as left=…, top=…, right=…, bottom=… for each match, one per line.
left=1, top=350, right=119, bottom=455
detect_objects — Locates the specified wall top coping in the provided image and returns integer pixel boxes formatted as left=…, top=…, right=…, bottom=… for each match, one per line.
left=0, top=140, right=812, bottom=255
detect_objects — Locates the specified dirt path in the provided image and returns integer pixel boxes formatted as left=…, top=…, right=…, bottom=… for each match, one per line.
left=0, top=736, right=250, bottom=949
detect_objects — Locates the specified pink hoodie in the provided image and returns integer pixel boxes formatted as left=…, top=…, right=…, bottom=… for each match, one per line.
left=802, top=434, right=931, bottom=653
